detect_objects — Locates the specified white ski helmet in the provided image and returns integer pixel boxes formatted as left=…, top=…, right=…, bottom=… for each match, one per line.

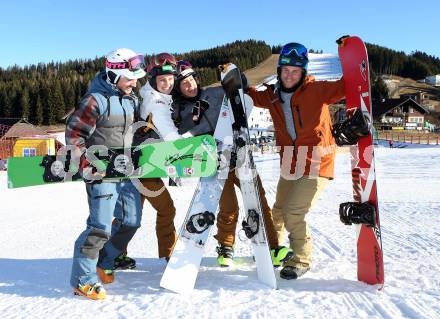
left=105, top=48, right=147, bottom=84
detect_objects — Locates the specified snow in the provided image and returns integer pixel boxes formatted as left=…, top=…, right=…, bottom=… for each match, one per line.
left=261, top=53, right=343, bottom=87
left=1, top=147, right=440, bottom=318
left=308, top=53, right=342, bottom=81
left=1, top=53, right=439, bottom=318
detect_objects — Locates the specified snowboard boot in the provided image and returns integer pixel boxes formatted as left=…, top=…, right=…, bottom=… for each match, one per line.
left=114, top=253, right=136, bottom=270
left=96, top=267, right=115, bottom=284
left=73, top=282, right=106, bottom=300
left=280, top=266, right=310, bottom=280
left=216, top=244, right=234, bottom=267
left=270, top=246, right=294, bottom=268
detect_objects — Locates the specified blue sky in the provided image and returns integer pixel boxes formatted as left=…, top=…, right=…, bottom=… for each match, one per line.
left=0, top=0, right=438, bottom=68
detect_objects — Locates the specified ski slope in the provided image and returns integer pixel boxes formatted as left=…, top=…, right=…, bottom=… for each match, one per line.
left=261, top=53, right=343, bottom=86
left=1, top=146, right=439, bottom=319
left=308, top=53, right=343, bottom=80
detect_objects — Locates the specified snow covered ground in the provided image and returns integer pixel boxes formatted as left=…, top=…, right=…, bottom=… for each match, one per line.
left=308, top=53, right=342, bottom=81
left=1, top=146, right=440, bottom=319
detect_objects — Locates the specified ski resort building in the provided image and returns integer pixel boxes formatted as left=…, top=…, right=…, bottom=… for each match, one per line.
left=12, top=137, right=56, bottom=157
left=373, top=97, right=429, bottom=131
left=248, top=108, right=274, bottom=144
left=0, top=118, right=62, bottom=159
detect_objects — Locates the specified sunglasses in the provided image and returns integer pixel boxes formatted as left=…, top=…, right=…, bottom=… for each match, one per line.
left=105, top=54, right=146, bottom=71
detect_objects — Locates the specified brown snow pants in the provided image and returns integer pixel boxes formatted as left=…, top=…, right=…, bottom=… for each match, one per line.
left=140, top=178, right=177, bottom=258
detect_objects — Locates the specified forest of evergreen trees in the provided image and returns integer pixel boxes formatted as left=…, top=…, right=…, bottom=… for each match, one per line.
left=0, top=40, right=272, bottom=125
left=272, top=42, right=440, bottom=80
left=366, top=43, right=440, bottom=79
left=1, top=39, right=439, bottom=126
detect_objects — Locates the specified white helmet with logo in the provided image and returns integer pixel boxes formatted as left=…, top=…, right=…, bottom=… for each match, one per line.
left=105, top=48, right=147, bottom=84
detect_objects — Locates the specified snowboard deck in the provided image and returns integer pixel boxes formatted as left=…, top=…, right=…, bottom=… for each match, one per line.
left=7, top=134, right=217, bottom=188
left=159, top=92, right=234, bottom=294
left=220, top=63, right=277, bottom=290
left=337, top=35, right=384, bottom=286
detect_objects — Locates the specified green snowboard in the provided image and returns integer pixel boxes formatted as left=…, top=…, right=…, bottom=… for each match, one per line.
left=7, top=135, right=217, bottom=189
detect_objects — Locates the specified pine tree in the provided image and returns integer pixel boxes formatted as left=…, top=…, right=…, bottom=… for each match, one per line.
left=63, top=83, right=76, bottom=116
left=47, top=79, right=66, bottom=123
left=10, top=85, right=20, bottom=118
left=0, top=89, right=12, bottom=117
left=19, top=87, right=30, bottom=120
left=42, top=83, right=55, bottom=125
left=35, top=94, right=44, bottom=125
left=371, top=75, right=389, bottom=101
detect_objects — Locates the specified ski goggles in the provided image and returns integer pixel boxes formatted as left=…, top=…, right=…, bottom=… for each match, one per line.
left=149, top=53, right=177, bottom=68
left=280, top=43, right=308, bottom=59
left=176, top=60, right=197, bottom=80
left=105, top=54, right=146, bottom=71
left=177, top=60, right=193, bottom=73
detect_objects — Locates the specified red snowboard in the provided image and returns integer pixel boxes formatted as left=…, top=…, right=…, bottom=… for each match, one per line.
left=337, top=35, right=384, bottom=286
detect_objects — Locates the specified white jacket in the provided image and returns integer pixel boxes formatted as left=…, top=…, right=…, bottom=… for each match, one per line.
left=139, top=82, right=181, bottom=141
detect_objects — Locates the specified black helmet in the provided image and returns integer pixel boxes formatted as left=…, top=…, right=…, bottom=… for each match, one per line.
left=278, top=42, right=309, bottom=69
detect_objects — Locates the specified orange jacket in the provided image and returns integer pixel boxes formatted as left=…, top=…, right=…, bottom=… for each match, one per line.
left=248, top=76, right=345, bottom=179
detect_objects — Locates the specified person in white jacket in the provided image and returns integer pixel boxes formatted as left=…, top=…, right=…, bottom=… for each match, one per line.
left=139, top=53, right=181, bottom=141
left=134, top=53, right=180, bottom=262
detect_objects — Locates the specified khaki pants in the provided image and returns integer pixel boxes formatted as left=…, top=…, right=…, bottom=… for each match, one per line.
left=272, top=176, right=328, bottom=268
left=140, top=178, right=177, bottom=258
left=215, top=171, right=279, bottom=248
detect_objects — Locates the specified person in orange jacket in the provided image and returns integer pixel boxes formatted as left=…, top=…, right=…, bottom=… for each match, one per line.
left=247, top=42, right=345, bottom=279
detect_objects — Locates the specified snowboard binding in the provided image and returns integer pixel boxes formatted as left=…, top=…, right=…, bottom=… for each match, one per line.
left=106, top=148, right=141, bottom=178
left=332, top=109, right=370, bottom=146
left=41, top=153, right=81, bottom=183
left=242, top=209, right=260, bottom=239
left=339, top=201, right=376, bottom=227
left=41, top=155, right=65, bottom=182
left=185, top=211, right=216, bottom=234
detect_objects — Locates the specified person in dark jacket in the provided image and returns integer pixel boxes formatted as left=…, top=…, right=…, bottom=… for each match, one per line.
left=172, top=61, right=293, bottom=268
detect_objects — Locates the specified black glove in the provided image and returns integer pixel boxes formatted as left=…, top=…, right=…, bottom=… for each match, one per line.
left=192, top=100, right=210, bottom=125
left=241, top=72, right=249, bottom=93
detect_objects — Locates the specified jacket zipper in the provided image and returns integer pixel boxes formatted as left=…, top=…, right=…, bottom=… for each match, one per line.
left=121, top=97, right=127, bottom=149
left=292, top=109, right=297, bottom=161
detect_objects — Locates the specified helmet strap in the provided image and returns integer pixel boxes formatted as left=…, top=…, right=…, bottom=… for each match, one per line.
left=107, top=71, right=118, bottom=84
left=149, top=77, right=157, bottom=91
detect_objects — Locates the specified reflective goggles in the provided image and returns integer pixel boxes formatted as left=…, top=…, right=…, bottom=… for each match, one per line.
left=177, top=60, right=193, bottom=73
left=150, top=53, right=177, bottom=68
left=281, top=43, right=308, bottom=59
left=105, top=54, right=146, bottom=71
